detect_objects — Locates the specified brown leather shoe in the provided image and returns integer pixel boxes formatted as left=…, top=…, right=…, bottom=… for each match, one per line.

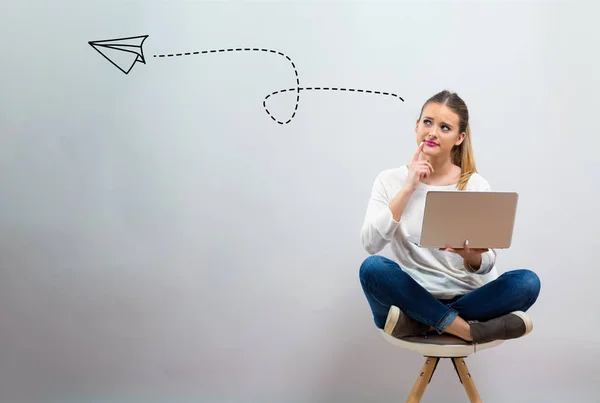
left=469, top=311, right=534, bottom=344
left=384, top=305, right=430, bottom=338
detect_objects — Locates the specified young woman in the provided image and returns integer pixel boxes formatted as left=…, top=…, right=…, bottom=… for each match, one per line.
left=359, top=90, right=541, bottom=346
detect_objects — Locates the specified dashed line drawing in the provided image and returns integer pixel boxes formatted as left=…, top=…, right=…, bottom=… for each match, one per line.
left=89, top=35, right=404, bottom=124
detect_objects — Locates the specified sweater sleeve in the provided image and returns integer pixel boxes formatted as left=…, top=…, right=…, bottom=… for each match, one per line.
left=360, top=173, right=402, bottom=254
left=464, top=248, right=496, bottom=275
left=464, top=175, right=496, bottom=275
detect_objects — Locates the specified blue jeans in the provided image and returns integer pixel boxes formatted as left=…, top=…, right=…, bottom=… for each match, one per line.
left=359, top=255, right=541, bottom=334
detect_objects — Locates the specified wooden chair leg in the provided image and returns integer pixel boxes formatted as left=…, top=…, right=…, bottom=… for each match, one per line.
left=406, top=356, right=439, bottom=403
left=451, top=357, right=482, bottom=403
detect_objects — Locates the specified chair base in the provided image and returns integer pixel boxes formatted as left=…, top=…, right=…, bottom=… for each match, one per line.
left=407, top=356, right=481, bottom=403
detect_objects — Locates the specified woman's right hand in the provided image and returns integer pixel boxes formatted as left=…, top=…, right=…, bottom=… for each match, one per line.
left=405, top=142, right=434, bottom=191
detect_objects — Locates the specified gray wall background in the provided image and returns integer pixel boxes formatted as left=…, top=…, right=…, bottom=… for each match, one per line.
left=1, top=1, right=598, bottom=402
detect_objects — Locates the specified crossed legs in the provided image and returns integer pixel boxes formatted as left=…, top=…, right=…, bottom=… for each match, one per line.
left=359, top=255, right=541, bottom=341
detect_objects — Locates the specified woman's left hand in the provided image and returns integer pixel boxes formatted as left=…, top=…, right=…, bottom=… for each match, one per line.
left=439, top=239, right=488, bottom=259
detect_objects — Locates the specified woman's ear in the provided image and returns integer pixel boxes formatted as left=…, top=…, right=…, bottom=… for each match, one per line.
left=455, top=132, right=466, bottom=146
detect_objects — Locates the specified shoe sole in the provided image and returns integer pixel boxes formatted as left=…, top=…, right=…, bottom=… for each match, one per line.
left=511, top=311, right=534, bottom=336
left=384, top=305, right=400, bottom=335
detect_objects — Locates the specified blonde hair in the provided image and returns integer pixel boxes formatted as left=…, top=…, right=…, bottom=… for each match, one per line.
left=419, top=90, right=477, bottom=190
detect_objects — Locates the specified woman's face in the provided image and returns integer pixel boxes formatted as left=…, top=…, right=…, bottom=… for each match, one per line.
left=415, top=102, right=465, bottom=159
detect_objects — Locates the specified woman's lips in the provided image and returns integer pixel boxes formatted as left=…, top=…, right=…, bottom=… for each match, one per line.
left=425, top=140, right=438, bottom=147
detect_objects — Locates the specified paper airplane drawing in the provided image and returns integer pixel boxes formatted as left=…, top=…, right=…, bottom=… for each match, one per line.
left=89, top=35, right=149, bottom=74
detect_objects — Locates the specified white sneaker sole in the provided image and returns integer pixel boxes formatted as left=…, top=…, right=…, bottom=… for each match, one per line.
left=511, top=311, right=534, bottom=336
left=384, top=305, right=400, bottom=335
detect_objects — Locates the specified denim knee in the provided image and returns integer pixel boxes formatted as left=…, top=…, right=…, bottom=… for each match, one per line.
left=507, top=269, right=541, bottom=307
left=359, top=255, right=389, bottom=286
left=517, top=269, right=541, bottom=298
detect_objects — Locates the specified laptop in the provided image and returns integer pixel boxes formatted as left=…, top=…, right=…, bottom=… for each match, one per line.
left=413, top=191, right=519, bottom=249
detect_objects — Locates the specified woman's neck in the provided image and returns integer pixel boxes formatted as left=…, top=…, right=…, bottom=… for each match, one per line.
left=422, top=156, right=459, bottom=185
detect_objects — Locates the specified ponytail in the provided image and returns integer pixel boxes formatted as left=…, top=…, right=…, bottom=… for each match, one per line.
left=452, top=123, right=477, bottom=190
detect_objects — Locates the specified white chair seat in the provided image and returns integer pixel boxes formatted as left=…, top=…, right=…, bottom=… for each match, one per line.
left=380, top=329, right=504, bottom=357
